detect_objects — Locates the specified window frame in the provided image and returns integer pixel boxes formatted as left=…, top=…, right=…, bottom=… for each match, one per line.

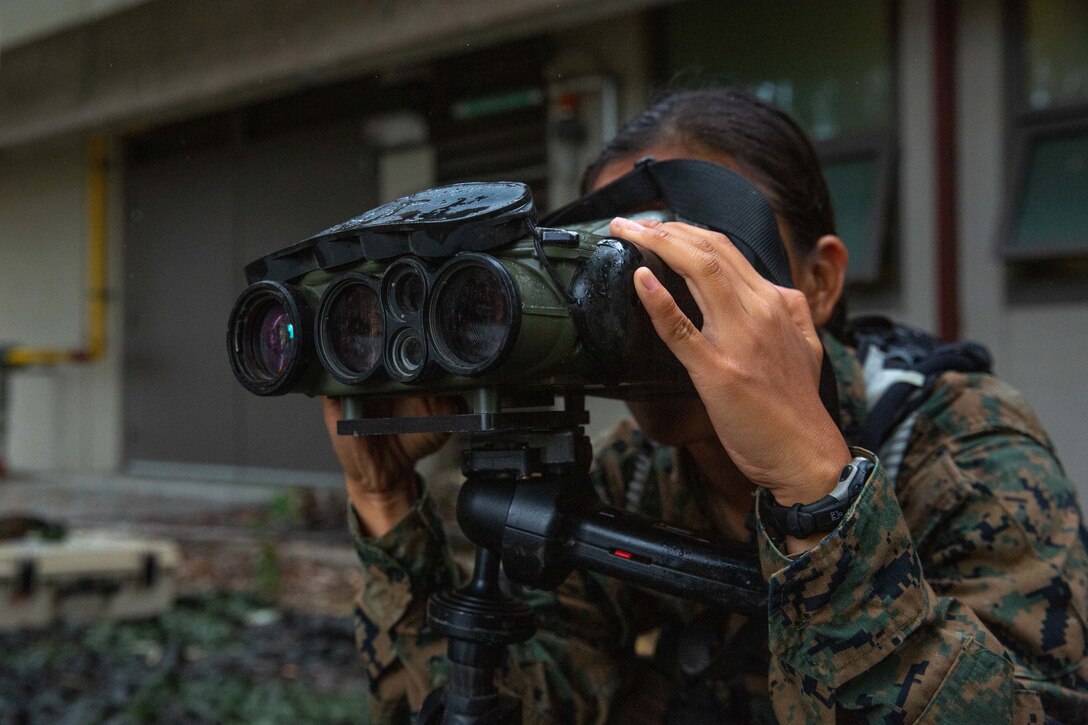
left=816, top=132, right=897, bottom=284
left=1000, top=111, right=1088, bottom=260
left=650, top=0, right=901, bottom=288
left=999, top=0, right=1088, bottom=260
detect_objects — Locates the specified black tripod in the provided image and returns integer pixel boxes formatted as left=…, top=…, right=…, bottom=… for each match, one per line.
left=418, top=544, right=534, bottom=725
left=410, top=400, right=767, bottom=725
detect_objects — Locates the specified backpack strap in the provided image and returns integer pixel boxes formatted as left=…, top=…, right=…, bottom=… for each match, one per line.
left=849, top=316, right=992, bottom=453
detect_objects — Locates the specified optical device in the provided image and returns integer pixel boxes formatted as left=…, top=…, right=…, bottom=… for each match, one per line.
left=228, top=180, right=701, bottom=423
left=227, top=161, right=833, bottom=724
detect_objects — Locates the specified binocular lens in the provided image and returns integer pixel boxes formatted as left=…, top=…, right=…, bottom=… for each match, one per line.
left=393, top=271, right=425, bottom=318
left=250, top=300, right=293, bottom=379
left=228, top=280, right=309, bottom=396
left=389, top=328, right=426, bottom=378
left=383, top=259, right=430, bottom=324
left=382, top=260, right=430, bottom=382
left=325, top=284, right=383, bottom=377
left=328, top=285, right=385, bottom=372
left=430, top=258, right=516, bottom=374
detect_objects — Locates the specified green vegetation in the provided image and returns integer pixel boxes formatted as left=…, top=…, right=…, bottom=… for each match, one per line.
left=0, top=591, right=366, bottom=724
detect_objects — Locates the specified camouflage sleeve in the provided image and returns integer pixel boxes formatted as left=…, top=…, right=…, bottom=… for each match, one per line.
left=349, top=470, right=631, bottom=724
left=348, top=476, right=461, bottom=721
left=756, top=377, right=1088, bottom=723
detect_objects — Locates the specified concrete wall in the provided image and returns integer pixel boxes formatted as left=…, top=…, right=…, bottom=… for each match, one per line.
left=846, top=0, right=939, bottom=330
left=893, top=0, right=940, bottom=331
left=958, top=0, right=1088, bottom=500
left=0, top=0, right=151, bottom=49
left=0, top=0, right=665, bottom=475
left=849, top=1, right=1087, bottom=504
left=1, top=0, right=1085, bottom=502
left=0, top=0, right=672, bottom=149
left=0, top=137, right=124, bottom=471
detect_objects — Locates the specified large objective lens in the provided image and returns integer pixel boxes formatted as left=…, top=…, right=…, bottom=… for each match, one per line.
left=429, top=257, right=517, bottom=374
left=319, top=277, right=384, bottom=383
left=249, top=299, right=292, bottom=379
left=227, top=281, right=310, bottom=396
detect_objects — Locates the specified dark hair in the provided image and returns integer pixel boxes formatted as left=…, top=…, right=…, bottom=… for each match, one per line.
left=582, top=87, right=846, bottom=334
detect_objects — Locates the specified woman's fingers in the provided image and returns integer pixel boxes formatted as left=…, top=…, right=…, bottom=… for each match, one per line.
left=775, top=285, right=823, bottom=381
left=633, top=266, right=712, bottom=373
left=611, top=217, right=767, bottom=300
left=610, top=218, right=733, bottom=317
left=610, top=219, right=850, bottom=505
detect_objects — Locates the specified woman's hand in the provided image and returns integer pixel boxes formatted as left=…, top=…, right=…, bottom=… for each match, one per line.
left=322, top=395, right=460, bottom=537
left=610, top=217, right=851, bottom=510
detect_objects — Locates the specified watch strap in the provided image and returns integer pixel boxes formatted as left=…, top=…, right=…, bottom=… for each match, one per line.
left=761, top=455, right=876, bottom=539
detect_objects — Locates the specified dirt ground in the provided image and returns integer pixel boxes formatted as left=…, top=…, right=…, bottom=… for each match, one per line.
left=1, top=471, right=363, bottom=613
left=0, top=472, right=375, bottom=723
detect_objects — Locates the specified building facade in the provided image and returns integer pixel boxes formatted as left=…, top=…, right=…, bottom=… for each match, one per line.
left=1, top=0, right=1086, bottom=502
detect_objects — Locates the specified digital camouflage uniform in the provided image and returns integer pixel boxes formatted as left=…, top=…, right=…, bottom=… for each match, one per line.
left=349, top=333, right=1088, bottom=723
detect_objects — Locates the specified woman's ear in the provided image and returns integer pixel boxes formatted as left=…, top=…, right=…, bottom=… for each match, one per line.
left=795, top=235, right=848, bottom=327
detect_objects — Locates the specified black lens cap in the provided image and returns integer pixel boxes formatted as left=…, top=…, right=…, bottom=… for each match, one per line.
left=349, top=182, right=532, bottom=229
left=352, top=182, right=536, bottom=260
left=245, top=182, right=538, bottom=283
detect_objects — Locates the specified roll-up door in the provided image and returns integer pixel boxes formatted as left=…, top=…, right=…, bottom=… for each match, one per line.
left=123, top=115, right=377, bottom=477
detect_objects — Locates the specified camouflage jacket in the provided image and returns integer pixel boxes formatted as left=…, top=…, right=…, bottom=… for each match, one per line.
left=349, top=334, right=1088, bottom=723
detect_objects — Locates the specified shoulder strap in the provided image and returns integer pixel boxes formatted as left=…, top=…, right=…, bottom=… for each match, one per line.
left=849, top=316, right=992, bottom=452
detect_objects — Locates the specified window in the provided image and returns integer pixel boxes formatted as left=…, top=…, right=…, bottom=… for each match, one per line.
left=661, top=0, right=897, bottom=283
left=431, top=39, right=551, bottom=209
left=1002, top=0, right=1088, bottom=259
left=819, top=135, right=896, bottom=282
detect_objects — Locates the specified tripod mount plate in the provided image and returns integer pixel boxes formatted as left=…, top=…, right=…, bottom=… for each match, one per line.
left=337, top=409, right=589, bottom=436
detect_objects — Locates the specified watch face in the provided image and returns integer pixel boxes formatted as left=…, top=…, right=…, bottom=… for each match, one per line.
left=764, top=456, right=874, bottom=538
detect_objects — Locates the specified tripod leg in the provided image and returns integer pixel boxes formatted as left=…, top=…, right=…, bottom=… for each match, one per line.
left=422, top=546, right=535, bottom=725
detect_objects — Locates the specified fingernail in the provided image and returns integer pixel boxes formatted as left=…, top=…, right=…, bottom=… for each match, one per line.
left=638, top=268, right=661, bottom=291
left=613, top=216, right=645, bottom=231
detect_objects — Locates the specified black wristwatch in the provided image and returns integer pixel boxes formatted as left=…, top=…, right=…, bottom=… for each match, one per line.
left=761, top=455, right=875, bottom=539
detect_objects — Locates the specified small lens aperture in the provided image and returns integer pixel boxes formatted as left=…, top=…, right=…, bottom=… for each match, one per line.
left=434, top=264, right=512, bottom=370
left=327, top=284, right=383, bottom=376
left=390, top=329, right=425, bottom=378
left=401, top=334, right=424, bottom=369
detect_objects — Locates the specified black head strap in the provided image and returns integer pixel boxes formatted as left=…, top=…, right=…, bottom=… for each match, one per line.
left=542, top=158, right=794, bottom=287
left=545, top=158, right=841, bottom=429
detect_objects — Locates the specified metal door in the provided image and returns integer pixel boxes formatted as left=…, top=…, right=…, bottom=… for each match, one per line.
left=124, top=117, right=376, bottom=477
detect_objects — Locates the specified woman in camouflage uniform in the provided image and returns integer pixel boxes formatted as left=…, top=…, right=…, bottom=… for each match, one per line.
left=325, top=89, right=1088, bottom=723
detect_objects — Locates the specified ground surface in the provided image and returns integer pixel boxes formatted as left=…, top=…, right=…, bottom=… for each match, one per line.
left=0, top=592, right=368, bottom=723
left=0, top=471, right=372, bottom=723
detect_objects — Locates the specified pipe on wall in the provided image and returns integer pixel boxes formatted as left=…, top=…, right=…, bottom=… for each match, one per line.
left=934, top=0, right=961, bottom=341
left=3, top=136, right=110, bottom=367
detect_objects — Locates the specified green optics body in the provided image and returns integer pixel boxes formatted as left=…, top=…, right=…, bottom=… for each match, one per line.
left=295, top=222, right=601, bottom=397
left=228, top=210, right=699, bottom=404
left=228, top=182, right=702, bottom=406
